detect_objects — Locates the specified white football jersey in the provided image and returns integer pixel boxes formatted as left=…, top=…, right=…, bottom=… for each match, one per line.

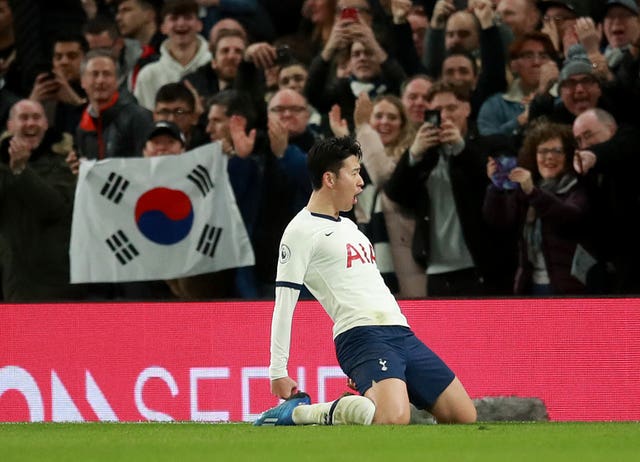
left=269, top=208, right=408, bottom=379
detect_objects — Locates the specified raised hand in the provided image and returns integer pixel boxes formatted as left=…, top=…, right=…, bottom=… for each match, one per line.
left=353, top=92, right=374, bottom=129
left=438, top=119, right=463, bottom=146
left=8, top=136, right=33, bottom=173
left=409, top=122, right=440, bottom=160
left=508, top=167, right=534, bottom=194
left=229, top=115, right=256, bottom=158
left=573, top=149, right=597, bottom=175
left=245, top=42, right=277, bottom=69
left=268, top=117, right=289, bottom=158
left=329, top=104, right=349, bottom=138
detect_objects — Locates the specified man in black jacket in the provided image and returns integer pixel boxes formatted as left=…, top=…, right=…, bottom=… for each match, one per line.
left=0, top=99, right=86, bottom=301
left=74, top=49, right=153, bottom=161
left=573, top=108, right=640, bottom=294
left=385, top=80, right=517, bottom=296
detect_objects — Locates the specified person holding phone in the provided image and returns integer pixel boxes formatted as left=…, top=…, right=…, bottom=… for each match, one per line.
left=306, top=0, right=406, bottom=130
left=483, top=120, right=594, bottom=295
left=385, top=80, right=517, bottom=297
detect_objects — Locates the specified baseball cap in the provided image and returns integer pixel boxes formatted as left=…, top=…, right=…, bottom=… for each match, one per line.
left=537, top=0, right=588, bottom=17
left=605, top=0, right=639, bottom=16
left=146, top=120, right=186, bottom=145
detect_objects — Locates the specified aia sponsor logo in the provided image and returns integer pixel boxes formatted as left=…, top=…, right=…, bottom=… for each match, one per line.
left=345, top=243, right=376, bottom=268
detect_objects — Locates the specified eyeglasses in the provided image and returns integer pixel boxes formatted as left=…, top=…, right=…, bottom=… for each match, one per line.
left=560, top=75, right=598, bottom=91
left=574, top=130, right=604, bottom=149
left=606, top=11, right=636, bottom=21
left=269, top=105, right=307, bottom=114
left=155, top=108, right=193, bottom=117
left=536, top=147, right=565, bottom=156
left=518, top=51, right=550, bottom=61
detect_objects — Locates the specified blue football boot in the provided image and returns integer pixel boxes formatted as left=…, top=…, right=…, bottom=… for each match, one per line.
left=253, top=392, right=311, bottom=426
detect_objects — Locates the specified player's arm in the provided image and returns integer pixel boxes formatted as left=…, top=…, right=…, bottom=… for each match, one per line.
left=269, top=285, right=302, bottom=399
left=268, top=227, right=313, bottom=399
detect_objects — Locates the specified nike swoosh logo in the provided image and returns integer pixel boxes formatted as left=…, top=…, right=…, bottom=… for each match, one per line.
left=324, top=232, right=334, bottom=236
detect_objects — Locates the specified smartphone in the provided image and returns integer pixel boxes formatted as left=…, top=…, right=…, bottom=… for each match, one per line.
left=424, top=109, right=440, bottom=127
left=275, top=45, right=291, bottom=65
left=340, top=7, right=359, bottom=21
left=491, top=155, right=518, bottom=190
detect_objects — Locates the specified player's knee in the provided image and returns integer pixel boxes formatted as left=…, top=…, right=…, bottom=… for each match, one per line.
left=373, top=407, right=411, bottom=425
left=457, top=404, right=477, bottom=424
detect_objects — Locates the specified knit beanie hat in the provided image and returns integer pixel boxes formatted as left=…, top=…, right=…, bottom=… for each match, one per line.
left=558, top=45, right=594, bottom=85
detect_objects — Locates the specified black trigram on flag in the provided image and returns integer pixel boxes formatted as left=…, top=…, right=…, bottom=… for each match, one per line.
left=106, top=230, right=139, bottom=265
left=197, top=224, right=222, bottom=258
left=187, top=164, right=214, bottom=196
left=100, top=172, right=130, bottom=204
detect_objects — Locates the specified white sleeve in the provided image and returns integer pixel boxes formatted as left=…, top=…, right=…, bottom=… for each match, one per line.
left=269, top=286, right=301, bottom=380
left=268, top=225, right=314, bottom=380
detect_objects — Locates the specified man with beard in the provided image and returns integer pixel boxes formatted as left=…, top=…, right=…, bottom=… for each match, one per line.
left=183, top=28, right=247, bottom=101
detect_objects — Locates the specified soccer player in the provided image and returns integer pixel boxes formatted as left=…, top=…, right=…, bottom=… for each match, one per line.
left=254, top=136, right=477, bottom=426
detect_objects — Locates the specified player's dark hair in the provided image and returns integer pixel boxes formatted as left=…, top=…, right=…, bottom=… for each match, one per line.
left=155, top=82, right=195, bottom=110
left=307, top=136, right=362, bottom=190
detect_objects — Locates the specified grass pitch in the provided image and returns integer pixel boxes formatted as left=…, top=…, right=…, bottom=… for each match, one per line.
left=1, top=422, right=639, bottom=462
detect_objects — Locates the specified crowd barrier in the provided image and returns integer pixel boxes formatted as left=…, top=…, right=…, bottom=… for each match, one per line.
left=2, top=298, right=639, bottom=422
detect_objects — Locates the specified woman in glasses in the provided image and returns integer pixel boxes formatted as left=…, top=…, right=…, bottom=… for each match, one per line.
left=483, top=121, right=595, bottom=295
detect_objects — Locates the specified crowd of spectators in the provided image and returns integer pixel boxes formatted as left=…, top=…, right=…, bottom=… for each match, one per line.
left=1, top=0, right=640, bottom=301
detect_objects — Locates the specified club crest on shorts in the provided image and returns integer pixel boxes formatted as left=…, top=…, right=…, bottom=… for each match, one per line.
left=280, top=244, right=291, bottom=264
left=379, top=359, right=388, bottom=371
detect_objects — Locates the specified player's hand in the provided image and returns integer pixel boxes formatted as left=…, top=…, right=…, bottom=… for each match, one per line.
left=271, top=376, right=298, bottom=399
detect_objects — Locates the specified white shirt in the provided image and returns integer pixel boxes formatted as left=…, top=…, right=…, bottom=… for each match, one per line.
left=269, top=208, right=408, bottom=379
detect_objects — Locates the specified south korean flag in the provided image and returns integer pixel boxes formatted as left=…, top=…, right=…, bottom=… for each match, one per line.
left=69, top=143, right=255, bottom=283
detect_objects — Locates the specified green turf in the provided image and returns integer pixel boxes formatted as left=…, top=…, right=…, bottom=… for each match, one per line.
left=1, top=422, right=639, bottom=462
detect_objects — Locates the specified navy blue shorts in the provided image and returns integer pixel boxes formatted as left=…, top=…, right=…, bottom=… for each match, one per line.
left=334, top=325, right=455, bottom=410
